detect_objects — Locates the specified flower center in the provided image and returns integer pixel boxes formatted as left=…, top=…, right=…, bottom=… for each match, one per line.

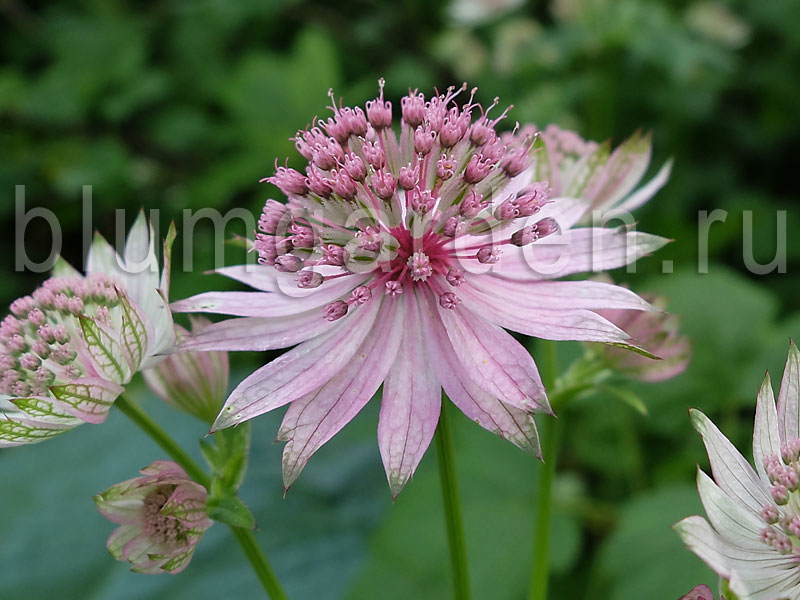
left=141, top=485, right=188, bottom=546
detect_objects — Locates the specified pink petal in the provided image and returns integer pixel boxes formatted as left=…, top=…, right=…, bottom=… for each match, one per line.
left=377, top=292, right=442, bottom=498
left=171, top=273, right=366, bottom=318
left=212, top=297, right=383, bottom=430
left=466, top=277, right=654, bottom=312
left=777, top=341, right=800, bottom=443
left=49, top=377, right=125, bottom=424
left=456, top=280, right=630, bottom=343
left=419, top=290, right=541, bottom=456
left=436, top=300, right=549, bottom=414
left=177, top=313, right=336, bottom=352
left=493, top=228, right=669, bottom=281
left=278, top=295, right=406, bottom=488
left=610, top=159, right=672, bottom=215
left=754, top=373, right=780, bottom=484
left=589, top=131, right=652, bottom=209
left=690, top=409, right=772, bottom=516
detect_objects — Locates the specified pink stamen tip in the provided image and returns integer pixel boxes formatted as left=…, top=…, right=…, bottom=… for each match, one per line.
left=323, top=301, right=348, bottom=322
left=439, top=292, right=461, bottom=310
left=350, top=286, right=372, bottom=306
left=446, top=268, right=465, bottom=287
left=476, top=247, right=501, bottom=264
left=296, top=271, right=323, bottom=289
left=385, top=280, right=404, bottom=296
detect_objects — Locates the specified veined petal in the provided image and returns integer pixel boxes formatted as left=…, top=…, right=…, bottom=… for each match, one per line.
left=378, top=292, right=441, bottom=498
left=171, top=274, right=367, bottom=318
left=0, top=397, right=83, bottom=447
left=589, top=130, right=652, bottom=210
left=106, top=525, right=142, bottom=562
left=279, top=295, right=405, bottom=488
left=465, top=277, right=655, bottom=312
left=690, top=409, right=773, bottom=515
left=213, top=297, right=382, bottom=430
left=457, top=281, right=630, bottom=343
left=121, top=212, right=161, bottom=318
left=177, top=313, right=336, bottom=353
left=494, top=228, right=669, bottom=282
left=437, top=301, right=548, bottom=414
left=753, top=372, right=781, bottom=484
left=675, top=516, right=734, bottom=578
left=214, top=264, right=345, bottom=297
left=79, top=316, right=130, bottom=384
left=608, top=159, right=673, bottom=216
left=695, top=469, right=770, bottom=550
left=777, top=341, right=800, bottom=443
left=49, top=377, right=125, bottom=424
left=419, top=290, right=541, bottom=456
left=116, top=291, right=151, bottom=372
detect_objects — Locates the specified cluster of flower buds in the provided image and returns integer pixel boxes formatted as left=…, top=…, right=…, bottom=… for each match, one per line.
left=94, top=461, right=213, bottom=574
left=759, top=441, right=800, bottom=555
left=0, top=215, right=175, bottom=447
left=0, top=274, right=150, bottom=445
left=254, top=80, right=562, bottom=321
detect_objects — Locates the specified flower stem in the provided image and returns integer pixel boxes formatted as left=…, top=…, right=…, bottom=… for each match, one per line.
left=436, top=399, right=471, bottom=600
left=115, top=394, right=289, bottom=600
left=115, top=394, right=209, bottom=487
left=529, top=340, right=560, bottom=600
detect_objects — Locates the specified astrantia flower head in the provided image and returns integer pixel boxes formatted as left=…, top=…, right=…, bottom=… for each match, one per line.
left=539, top=124, right=672, bottom=218
left=94, top=460, right=213, bottom=575
left=0, top=214, right=175, bottom=446
left=143, top=317, right=229, bottom=424
left=174, top=81, right=669, bottom=497
left=676, top=342, right=800, bottom=600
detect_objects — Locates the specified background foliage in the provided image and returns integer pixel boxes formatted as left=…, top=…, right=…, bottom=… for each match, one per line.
left=1, top=0, right=798, bottom=598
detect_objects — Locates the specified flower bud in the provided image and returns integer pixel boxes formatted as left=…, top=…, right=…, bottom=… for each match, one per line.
left=94, top=461, right=213, bottom=575
left=594, top=288, right=690, bottom=382
left=143, top=318, right=229, bottom=424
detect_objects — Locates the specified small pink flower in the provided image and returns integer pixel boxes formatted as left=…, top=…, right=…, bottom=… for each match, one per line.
left=144, top=317, right=229, bottom=424
left=679, top=585, right=717, bottom=600
left=0, top=214, right=175, bottom=447
left=594, top=291, right=690, bottom=382
left=94, top=461, right=213, bottom=575
left=173, top=82, right=669, bottom=497
left=538, top=124, right=672, bottom=217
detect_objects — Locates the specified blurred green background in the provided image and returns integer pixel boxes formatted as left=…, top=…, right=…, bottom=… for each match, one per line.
left=1, top=0, right=799, bottom=598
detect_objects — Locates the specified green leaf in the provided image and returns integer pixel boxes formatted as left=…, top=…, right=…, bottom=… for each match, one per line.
left=205, top=494, right=257, bottom=530
left=598, top=384, right=649, bottom=416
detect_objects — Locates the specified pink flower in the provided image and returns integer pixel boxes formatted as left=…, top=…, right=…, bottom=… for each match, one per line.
left=0, top=214, right=175, bottom=447
left=143, top=317, right=229, bottom=424
left=680, top=585, right=718, bottom=600
left=537, top=124, right=672, bottom=218
left=94, top=461, right=213, bottom=574
left=594, top=292, right=690, bottom=382
left=173, top=83, right=669, bottom=497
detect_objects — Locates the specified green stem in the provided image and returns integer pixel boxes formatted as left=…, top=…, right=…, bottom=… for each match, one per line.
left=436, top=400, right=471, bottom=600
left=529, top=418, right=560, bottom=600
left=115, top=394, right=209, bottom=487
left=115, top=395, right=289, bottom=600
left=529, top=341, right=560, bottom=600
